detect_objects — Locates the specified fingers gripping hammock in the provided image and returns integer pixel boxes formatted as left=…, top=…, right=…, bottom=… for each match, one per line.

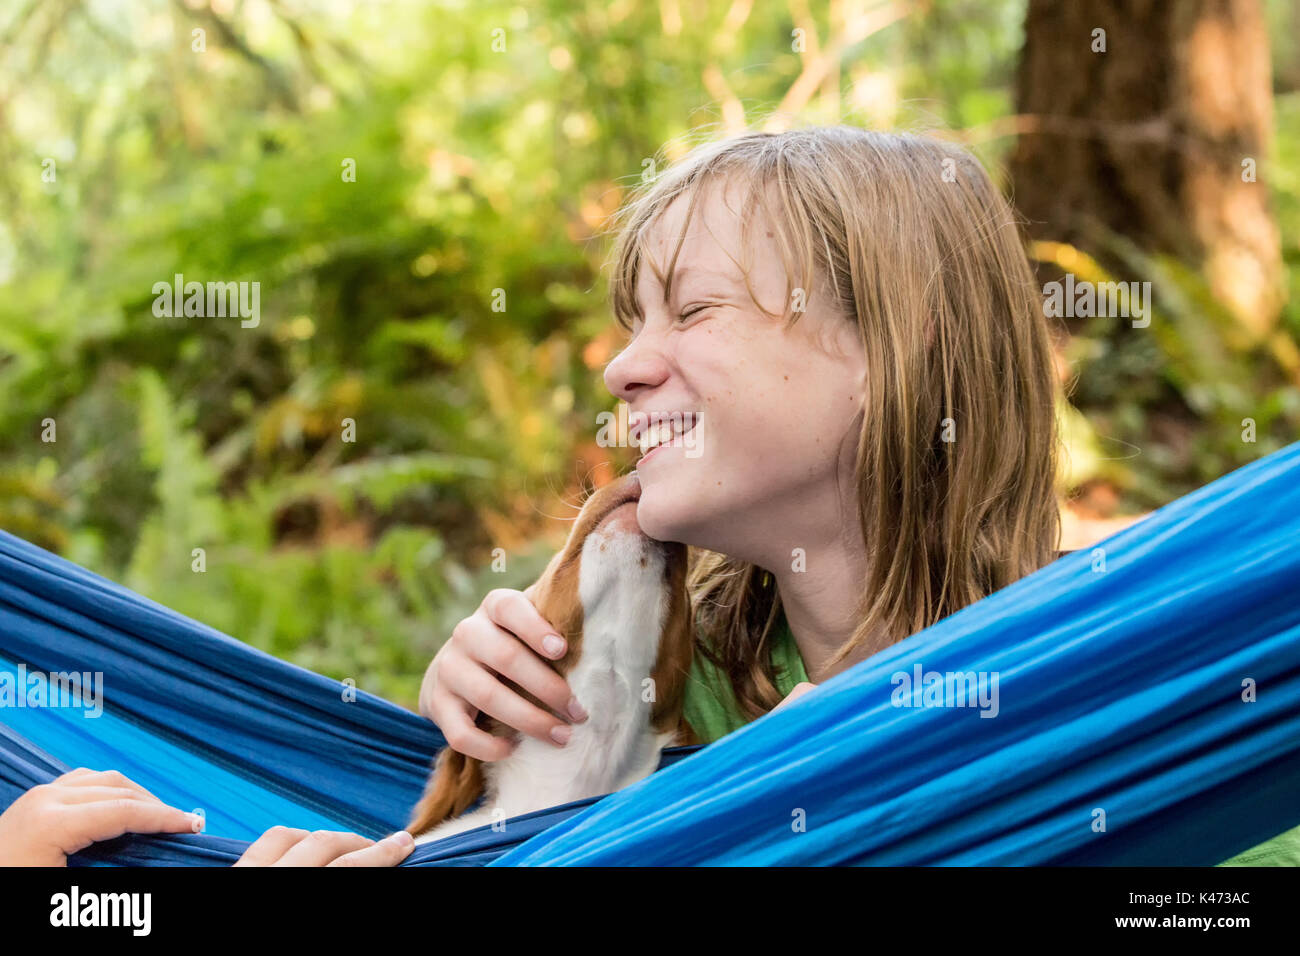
left=2, top=444, right=1299, bottom=866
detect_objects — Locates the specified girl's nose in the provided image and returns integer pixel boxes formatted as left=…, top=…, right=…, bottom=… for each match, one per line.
left=603, top=328, right=671, bottom=402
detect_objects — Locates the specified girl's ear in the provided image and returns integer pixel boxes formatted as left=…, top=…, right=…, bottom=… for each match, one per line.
left=839, top=317, right=870, bottom=392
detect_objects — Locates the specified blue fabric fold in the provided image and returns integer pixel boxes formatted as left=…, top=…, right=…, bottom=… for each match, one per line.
left=496, top=443, right=1300, bottom=865
left=1, top=442, right=1298, bottom=866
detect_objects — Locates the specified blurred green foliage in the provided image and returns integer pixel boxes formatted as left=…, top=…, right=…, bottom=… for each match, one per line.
left=0, top=0, right=1297, bottom=708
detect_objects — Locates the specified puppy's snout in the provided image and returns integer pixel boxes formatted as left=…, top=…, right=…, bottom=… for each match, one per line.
left=596, top=498, right=642, bottom=535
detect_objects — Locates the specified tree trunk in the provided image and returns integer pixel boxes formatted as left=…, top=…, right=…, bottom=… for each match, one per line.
left=1008, top=0, right=1283, bottom=337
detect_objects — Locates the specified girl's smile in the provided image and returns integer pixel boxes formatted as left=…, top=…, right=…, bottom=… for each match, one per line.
left=631, top=411, right=702, bottom=467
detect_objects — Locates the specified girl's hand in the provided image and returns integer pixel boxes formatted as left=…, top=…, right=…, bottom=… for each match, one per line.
left=0, top=768, right=203, bottom=867
left=418, top=587, right=587, bottom=762
left=774, top=682, right=817, bottom=711
left=234, top=827, right=415, bottom=867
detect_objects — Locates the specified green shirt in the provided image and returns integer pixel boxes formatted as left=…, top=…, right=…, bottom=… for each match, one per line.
left=681, top=613, right=1299, bottom=866
left=682, top=615, right=809, bottom=746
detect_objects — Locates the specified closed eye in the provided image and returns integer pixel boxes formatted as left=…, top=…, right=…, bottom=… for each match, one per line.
left=678, top=304, right=719, bottom=322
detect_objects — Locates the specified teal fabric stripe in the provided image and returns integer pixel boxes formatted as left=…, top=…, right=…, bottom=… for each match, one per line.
left=0, top=655, right=347, bottom=840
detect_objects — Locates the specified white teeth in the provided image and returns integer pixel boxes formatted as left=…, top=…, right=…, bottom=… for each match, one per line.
left=635, top=415, right=697, bottom=453
left=640, top=423, right=672, bottom=452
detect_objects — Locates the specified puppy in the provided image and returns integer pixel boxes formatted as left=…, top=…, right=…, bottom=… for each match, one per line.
left=409, top=472, right=695, bottom=843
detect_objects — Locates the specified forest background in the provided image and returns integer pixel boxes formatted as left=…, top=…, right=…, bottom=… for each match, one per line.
left=2, top=0, right=1296, bottom=707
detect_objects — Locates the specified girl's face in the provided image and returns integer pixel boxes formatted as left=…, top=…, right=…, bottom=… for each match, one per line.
left=604, top=178, right=868, bottom=567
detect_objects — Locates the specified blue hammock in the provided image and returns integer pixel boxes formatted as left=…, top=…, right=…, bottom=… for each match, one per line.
left=2, top=443, right=1299, bottom=866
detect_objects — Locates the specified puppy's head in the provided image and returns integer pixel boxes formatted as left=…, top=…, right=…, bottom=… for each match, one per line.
left=530, top=472, right=687, bottom=669
left=407, top=472, right=695, bottom=838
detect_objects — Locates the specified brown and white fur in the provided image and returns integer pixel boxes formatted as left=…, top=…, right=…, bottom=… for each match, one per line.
left=408, top=472, right=695, bottom=843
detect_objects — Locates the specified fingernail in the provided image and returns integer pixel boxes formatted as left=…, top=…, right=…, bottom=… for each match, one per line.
left=385, top=830, right=414, bottom=847
left=550, top=725, right=571, bottom=746
left=189, top=813, right=205, bottom=834
left=567, top=696, right=587, bottom=722
left=542, top=634, right=565, bottom=658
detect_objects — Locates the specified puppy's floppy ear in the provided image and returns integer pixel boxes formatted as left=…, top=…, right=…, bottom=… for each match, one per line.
left=407, top=746, right=486, bottom=837
left=650, top=542, right=694, bottom=733
left=530, top=550, right=587, bottom=678
left=674, top=716, right=700, bottom=748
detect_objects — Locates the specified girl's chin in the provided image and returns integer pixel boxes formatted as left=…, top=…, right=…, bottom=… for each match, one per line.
left=632, top=511, right=677, bottom=543
left=633, top=493, right=692, bottom=544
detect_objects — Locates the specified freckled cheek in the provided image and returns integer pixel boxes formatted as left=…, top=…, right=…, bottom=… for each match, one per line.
left=684, top=338, right=822, bottom=463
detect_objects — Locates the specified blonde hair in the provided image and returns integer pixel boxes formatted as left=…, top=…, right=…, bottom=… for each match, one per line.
left=607, top=126, right=1060, bottom=718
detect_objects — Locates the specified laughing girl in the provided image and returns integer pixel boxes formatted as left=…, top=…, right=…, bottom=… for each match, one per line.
left=421, top=126, right=1059, bottom=755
